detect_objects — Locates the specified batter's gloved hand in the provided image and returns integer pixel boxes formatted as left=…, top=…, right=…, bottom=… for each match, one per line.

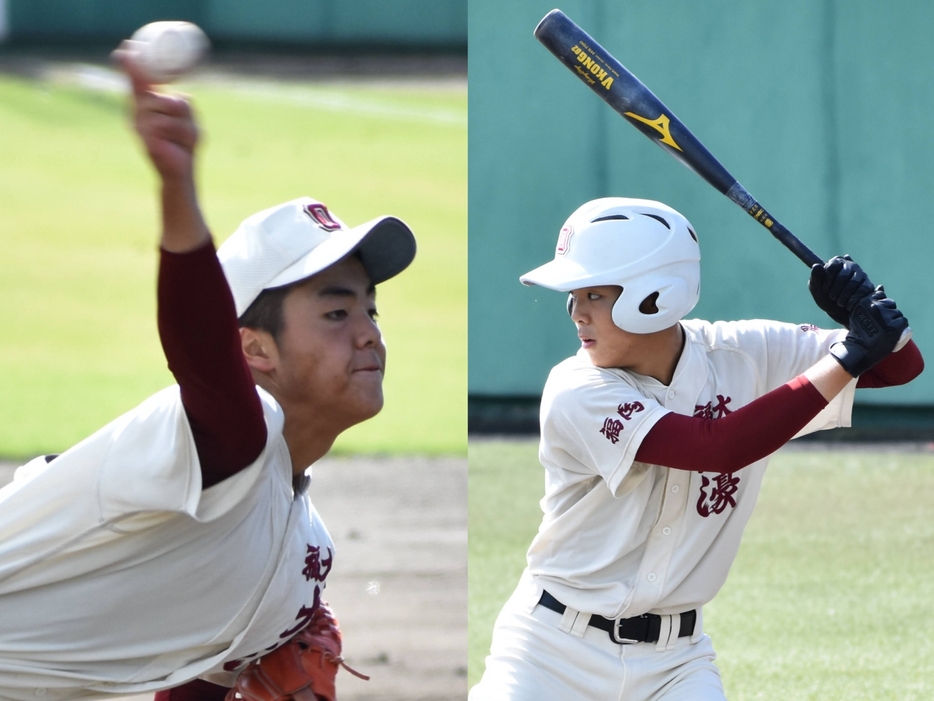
left=225, top=602, right=368, bottom=701
left=809, top=255, right=876, bottom=328
left=830, top=286, right=909, bottom=377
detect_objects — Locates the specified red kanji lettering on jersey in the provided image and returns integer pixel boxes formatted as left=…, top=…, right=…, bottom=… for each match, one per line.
left=694, top=394, right=734, bottom=420
left=555, top=224, right=574, bottom=256
left=222, top=558, right=327, bottom=671
left=279, top=588, right=322, bottom=639
left=222, top=589, right=322, bottom=671
left=303, top=544, right=333, bottom=582
left=600, top=417, right=624, bottom=444
left=303, top=203, right=343, bottom=231
left=616, top=401, right=644, bottom=420
left=696, top=472, right=740, bottom=517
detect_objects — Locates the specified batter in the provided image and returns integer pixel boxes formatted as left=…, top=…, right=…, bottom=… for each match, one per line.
left=470, top=198, right=923, bottom=700
left=0, top=47, right=415, bottom=700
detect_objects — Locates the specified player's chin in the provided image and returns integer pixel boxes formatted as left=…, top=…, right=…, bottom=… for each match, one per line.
left=349, top=381, right=385, bottom=421
left=587, top=348, right=619, bottom=369
left=582, top=344, right=603, bottom=364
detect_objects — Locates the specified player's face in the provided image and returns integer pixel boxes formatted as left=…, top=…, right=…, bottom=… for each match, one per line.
left=273, top=256, right=386, bottom=429
left=569, top=285, right=641, bottom=368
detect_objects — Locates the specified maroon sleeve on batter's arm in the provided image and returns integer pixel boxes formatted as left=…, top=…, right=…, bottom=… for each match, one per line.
left=856, top=339, right=924, bottom=389
left=636, top=376, right=828, bottom=474
left=154, top=679, right=230, bottom=701
left=158, top=241, right=267, bottom=489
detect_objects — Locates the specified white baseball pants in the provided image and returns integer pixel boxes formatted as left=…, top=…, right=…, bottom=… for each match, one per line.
left=470, top=572, right=726, bottom=701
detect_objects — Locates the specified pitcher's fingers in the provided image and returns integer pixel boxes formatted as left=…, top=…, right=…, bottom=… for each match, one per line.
left=135, top=90, right=193, bottom=119
left=138, top=114, right=199, bottom=150
left=112, top=41, right=154, bottom=96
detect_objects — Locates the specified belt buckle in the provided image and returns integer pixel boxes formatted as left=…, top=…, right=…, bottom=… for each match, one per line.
left=610, top=617, right=639, bottom=645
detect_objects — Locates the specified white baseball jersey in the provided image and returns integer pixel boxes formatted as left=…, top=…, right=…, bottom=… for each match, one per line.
left=527, top=319, right=856, bottom=619
left=0, top=386, right=333, bottom=700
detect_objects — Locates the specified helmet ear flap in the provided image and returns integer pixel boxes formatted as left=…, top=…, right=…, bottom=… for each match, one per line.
left=566, top=292, right=574, bottom=318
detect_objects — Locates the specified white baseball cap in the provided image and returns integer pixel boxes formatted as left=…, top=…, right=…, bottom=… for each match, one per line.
left=218, top=197, right=417, bottom=317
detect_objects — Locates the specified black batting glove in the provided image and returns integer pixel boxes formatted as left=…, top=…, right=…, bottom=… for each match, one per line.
left=809, top=255, right=876, bottom=328
left=830, top=286, right=908, bottom=377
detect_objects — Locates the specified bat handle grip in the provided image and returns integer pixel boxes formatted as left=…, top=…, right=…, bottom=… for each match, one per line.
left=725, top=184, right=823, bottom=267
left=740, top=197, right=913, bottom=350
left=773, top=223, right=823, bottom=267
left=744, top=211, right=823, bottom=266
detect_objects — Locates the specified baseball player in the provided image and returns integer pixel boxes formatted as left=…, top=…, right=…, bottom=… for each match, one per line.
left=470, top=198, right=923, bottom=700
left=0, top=47, right=415, bottom=701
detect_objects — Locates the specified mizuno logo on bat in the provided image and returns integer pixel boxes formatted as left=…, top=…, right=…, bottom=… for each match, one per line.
left=570, top=45, right=614, bottom=89
left=623, top=112, right=683, bottom=152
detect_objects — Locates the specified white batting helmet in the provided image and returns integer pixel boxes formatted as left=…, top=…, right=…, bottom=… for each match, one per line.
left=520, top=198, right=701, bottom=334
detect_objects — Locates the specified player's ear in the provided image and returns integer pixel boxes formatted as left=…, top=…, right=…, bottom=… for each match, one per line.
left=240, top=327, right=278, bottom=373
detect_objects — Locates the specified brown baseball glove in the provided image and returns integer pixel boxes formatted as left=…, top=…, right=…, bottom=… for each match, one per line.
left=225, top=602, right=368, bottom=701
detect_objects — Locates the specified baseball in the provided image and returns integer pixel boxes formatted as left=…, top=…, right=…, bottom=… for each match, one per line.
left=129, top=21, right=209, bottom=84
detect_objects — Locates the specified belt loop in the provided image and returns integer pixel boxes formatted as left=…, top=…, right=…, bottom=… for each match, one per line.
left=691, top=608, right=704, bottom=644
left=558, top=605, right=587, bottom=638
left=654, top=614, right=673, bottom=652
left=667, top=613, right=681, bottom=651
left=570, top=610, right=590, bottom=638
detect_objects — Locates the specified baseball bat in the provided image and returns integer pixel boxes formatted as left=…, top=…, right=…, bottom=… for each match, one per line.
left=534, top=8, right=911, bottom=348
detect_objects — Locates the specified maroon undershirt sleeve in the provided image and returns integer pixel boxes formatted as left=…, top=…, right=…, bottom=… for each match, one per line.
left=856, top=339, right=924, bottom=388
left=157, top=241, right=267, bottom=489
left=154, top=679, right=230, bottom=701
left=636, top=338, right=924, bottom=473
left=636, top=376, right=828, bottom=473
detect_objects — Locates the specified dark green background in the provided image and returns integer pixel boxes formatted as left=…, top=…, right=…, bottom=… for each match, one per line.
left=6, top=0, right=466, bottom=47
left=469, top=0, right=934, bottom=408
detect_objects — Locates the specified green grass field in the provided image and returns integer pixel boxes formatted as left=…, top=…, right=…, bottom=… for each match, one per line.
left=0, top=65, right=465, bottom=458
left=469, top=439, right=934, bottom=699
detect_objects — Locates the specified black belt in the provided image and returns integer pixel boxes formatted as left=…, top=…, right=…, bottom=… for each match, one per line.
left=538, top=590, right=696, bottom=645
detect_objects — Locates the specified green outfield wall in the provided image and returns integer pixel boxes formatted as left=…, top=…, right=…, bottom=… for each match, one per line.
left=469, top=0, right=934, bottom=421
left=4, top=0, right=466, bottom=48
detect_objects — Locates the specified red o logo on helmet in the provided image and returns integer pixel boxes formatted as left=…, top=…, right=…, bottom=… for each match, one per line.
left=556, top=224, right=574, bottom=256
left=303, top=203, right=342, bottom=232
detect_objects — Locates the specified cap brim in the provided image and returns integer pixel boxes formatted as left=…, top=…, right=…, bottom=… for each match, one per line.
left=354, top=216, right=418, bottom=285
left=519, top=256, right=598, bottom=291
left=266, top=216, right=416, bottom=291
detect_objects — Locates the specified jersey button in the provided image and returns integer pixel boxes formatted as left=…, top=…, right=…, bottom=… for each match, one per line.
left=667, top=390, right=676, bottom=399
left=671, top=485, right=680, bottom=493
left=647, top=573, right=657, bottom=582
left=662, top=527, right=672, bottom=536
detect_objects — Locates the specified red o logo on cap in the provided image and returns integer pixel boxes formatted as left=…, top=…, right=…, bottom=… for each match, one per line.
left=303, top=203, right=343, bottom=232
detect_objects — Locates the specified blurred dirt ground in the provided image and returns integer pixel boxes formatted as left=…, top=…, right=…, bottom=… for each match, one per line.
left=0, top=455, right=467, bottom=701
